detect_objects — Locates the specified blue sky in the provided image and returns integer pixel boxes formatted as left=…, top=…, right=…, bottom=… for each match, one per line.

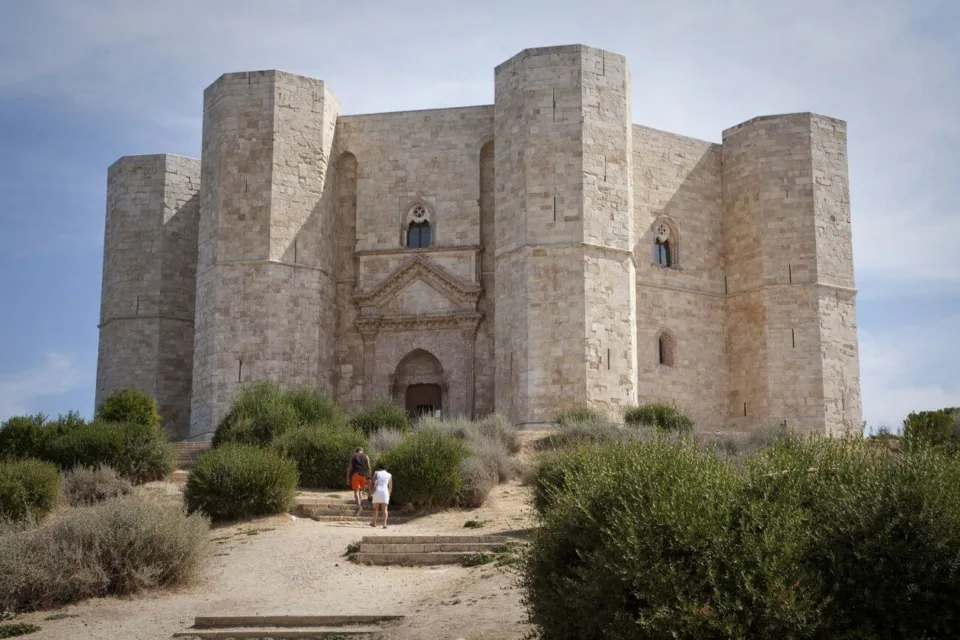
left=0, top=0, right=957, bottom=431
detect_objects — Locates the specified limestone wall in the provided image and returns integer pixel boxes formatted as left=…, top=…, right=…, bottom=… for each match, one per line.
left=494, top=45, right=638, bottom=424
left=631, top=126, right=725, bottom=429
left=190, top=71, right=339, bottom=435
left=97, top=154, right=199, bottom=438
left=336, top=106, right=493, bottom=251
left=722, top=113, right=861, bottom=435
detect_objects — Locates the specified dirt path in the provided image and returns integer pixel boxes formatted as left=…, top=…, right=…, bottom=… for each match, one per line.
left=15, top=433, right=550, bottom=640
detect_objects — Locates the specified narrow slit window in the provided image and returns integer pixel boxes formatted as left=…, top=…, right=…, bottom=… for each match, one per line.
left=658, top=333, right=676, bottom=367
left=653, top=239, right=672, bottom=267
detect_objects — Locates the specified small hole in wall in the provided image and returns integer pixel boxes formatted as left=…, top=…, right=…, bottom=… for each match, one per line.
left=743, top=402, right=747, bottom=417
left=607, top=348, right=610, bottom=370
left=238, top=360, right=243, bottom=383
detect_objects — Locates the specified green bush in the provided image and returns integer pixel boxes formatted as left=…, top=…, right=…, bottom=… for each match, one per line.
left=61, top=466, right=132, bottom=507
left=184, top=444, right=298, bottom=521
left=212, top=382, right=341, bottom=447
left=623, top=402, right=694, bottom=433
left=350, top=397, right=409, bottom=436
left=555, top=405, right=607, bottom=426
left=742, top=437, right=960, bottom=637
left=379, top=428, right=468, bottom=508
left=94, top=388, right=161, bottom=427
left=525, top=439, right=743, bottom=639
left=0, top=459, right=60, bottom=522
left=902, top=407, right=960, bottom=450
left=523, top=436, right=960, bottom=638
left=273, top=426, right=366, bottom=489
left=417, top=416, right=518, bottom=486
left=0, top=495, right=209, bottom=612
left=283, top=386, right=345, bottom=427
left=545, top=421, right=643, bottom=450
left=112, top=421, right=175, bottom=484
left=0, top=414, right=50, bottom=460
left=44, top=423, right=125, bottom=475
left=0, top=622, right=41, bottom=638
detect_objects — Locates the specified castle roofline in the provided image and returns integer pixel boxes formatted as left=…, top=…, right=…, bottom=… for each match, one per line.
left=494, top=43, right=625, bottom=73
left=202, top=69, right=334, bottom=97
left=339, top=103, right=493, bottom=120
left=107, top=153, right=199, bottom=174
left=722, top=112, right=847, bottom=138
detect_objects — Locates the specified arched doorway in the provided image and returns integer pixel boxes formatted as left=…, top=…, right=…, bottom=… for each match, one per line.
left=392, top=349, right=446, bottom=418
left=406, top=383, right=442, bottom=417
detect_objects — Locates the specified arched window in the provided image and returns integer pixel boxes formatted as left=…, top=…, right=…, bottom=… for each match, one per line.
left=652, top=219, right=678, bottom=268
left=658, top=332, right=676, bottom=367
left=405, top=203, right=432, bottom=249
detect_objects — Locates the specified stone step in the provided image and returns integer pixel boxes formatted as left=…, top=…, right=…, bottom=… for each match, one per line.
left=303, top=515, right=411, bottom=524
left=192, top=615, right=404, bottom=629
left=360, top=535, right=509, bottom=545
left=296, top=503, right=375, bottom=512
left=353, top=552, right=490, bottom=566
left=360, top=542, right=501, bottom=553
left=172, top=442, right=211, bottom=471
left=173, top=626, right=379, bottom=639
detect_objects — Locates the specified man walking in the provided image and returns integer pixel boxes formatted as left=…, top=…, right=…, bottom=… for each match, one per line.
left=347, top=447, right=371, bottom=516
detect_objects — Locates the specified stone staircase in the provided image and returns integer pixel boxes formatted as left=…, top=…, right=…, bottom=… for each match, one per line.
left=173, top=442, right=211, bottom=470
left=172, top=614, right=403, bottom=639
left=294, top=496, right=413, bottom=524
left=353, top=535, right=511, bottom=565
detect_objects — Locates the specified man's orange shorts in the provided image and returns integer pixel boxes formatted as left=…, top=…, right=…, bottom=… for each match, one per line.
left=351, top=473, right=368, bottom=491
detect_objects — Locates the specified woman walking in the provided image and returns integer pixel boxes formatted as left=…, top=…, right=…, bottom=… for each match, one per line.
left=370, top=462, right=393, bottom=529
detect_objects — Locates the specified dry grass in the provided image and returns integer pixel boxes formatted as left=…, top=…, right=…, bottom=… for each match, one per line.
left=0, top=495, right=210, bottom=612
left=61, top=466, right=132, bottom=507
left=367, top=427, right=404, bottom=460
left=699, top=423, right=792, bottom=461
left=459, top=456, right=498, bottom=508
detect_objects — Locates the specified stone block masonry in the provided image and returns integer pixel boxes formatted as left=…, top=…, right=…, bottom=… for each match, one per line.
left=96, top=44, right=862, bottom=438
left=96, top=154, right=200, bottom=439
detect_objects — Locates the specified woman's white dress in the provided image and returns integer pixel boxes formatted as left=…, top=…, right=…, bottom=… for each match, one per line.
left=372, top=470, right=392, bottom=505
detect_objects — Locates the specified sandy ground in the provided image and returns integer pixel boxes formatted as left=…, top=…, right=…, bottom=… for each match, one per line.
left=14, top=432, right=551, bottom=640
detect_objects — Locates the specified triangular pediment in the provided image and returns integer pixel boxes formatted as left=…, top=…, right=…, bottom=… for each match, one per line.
left=381, top=278, right=459, bottom=316
left=353, top=255, right=480, bottom=313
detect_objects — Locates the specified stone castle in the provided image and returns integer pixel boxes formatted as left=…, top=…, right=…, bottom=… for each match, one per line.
left=95, top=44, right=862, bottom=440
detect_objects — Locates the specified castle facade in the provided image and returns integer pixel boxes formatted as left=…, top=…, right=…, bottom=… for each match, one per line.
left=95, top=45, right=862, bottom=439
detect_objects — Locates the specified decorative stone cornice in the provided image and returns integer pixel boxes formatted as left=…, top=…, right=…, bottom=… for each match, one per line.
left=355, top=312, right=483, bottom=334
left=353, top=255, right=481, bottom=310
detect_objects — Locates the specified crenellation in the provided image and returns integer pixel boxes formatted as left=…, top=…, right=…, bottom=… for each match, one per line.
left=96, top=44, right=861, bottom=438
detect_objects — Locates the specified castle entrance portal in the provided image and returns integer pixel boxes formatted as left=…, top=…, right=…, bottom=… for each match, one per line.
left=392, top=349, right=447, bottom=418
left=406, top=384, right=442, bottom=417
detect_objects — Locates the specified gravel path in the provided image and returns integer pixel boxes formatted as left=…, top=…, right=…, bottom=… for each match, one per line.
left=17, top=479, right=536, bottom=640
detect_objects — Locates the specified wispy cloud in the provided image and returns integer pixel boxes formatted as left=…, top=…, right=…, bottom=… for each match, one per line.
left=0, top=352, right=93, bottom=421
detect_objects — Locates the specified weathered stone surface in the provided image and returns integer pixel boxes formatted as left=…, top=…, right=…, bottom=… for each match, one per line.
left=96, top=154, right=199, bottom=439
left=96, top=44, right=861, bottom=438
